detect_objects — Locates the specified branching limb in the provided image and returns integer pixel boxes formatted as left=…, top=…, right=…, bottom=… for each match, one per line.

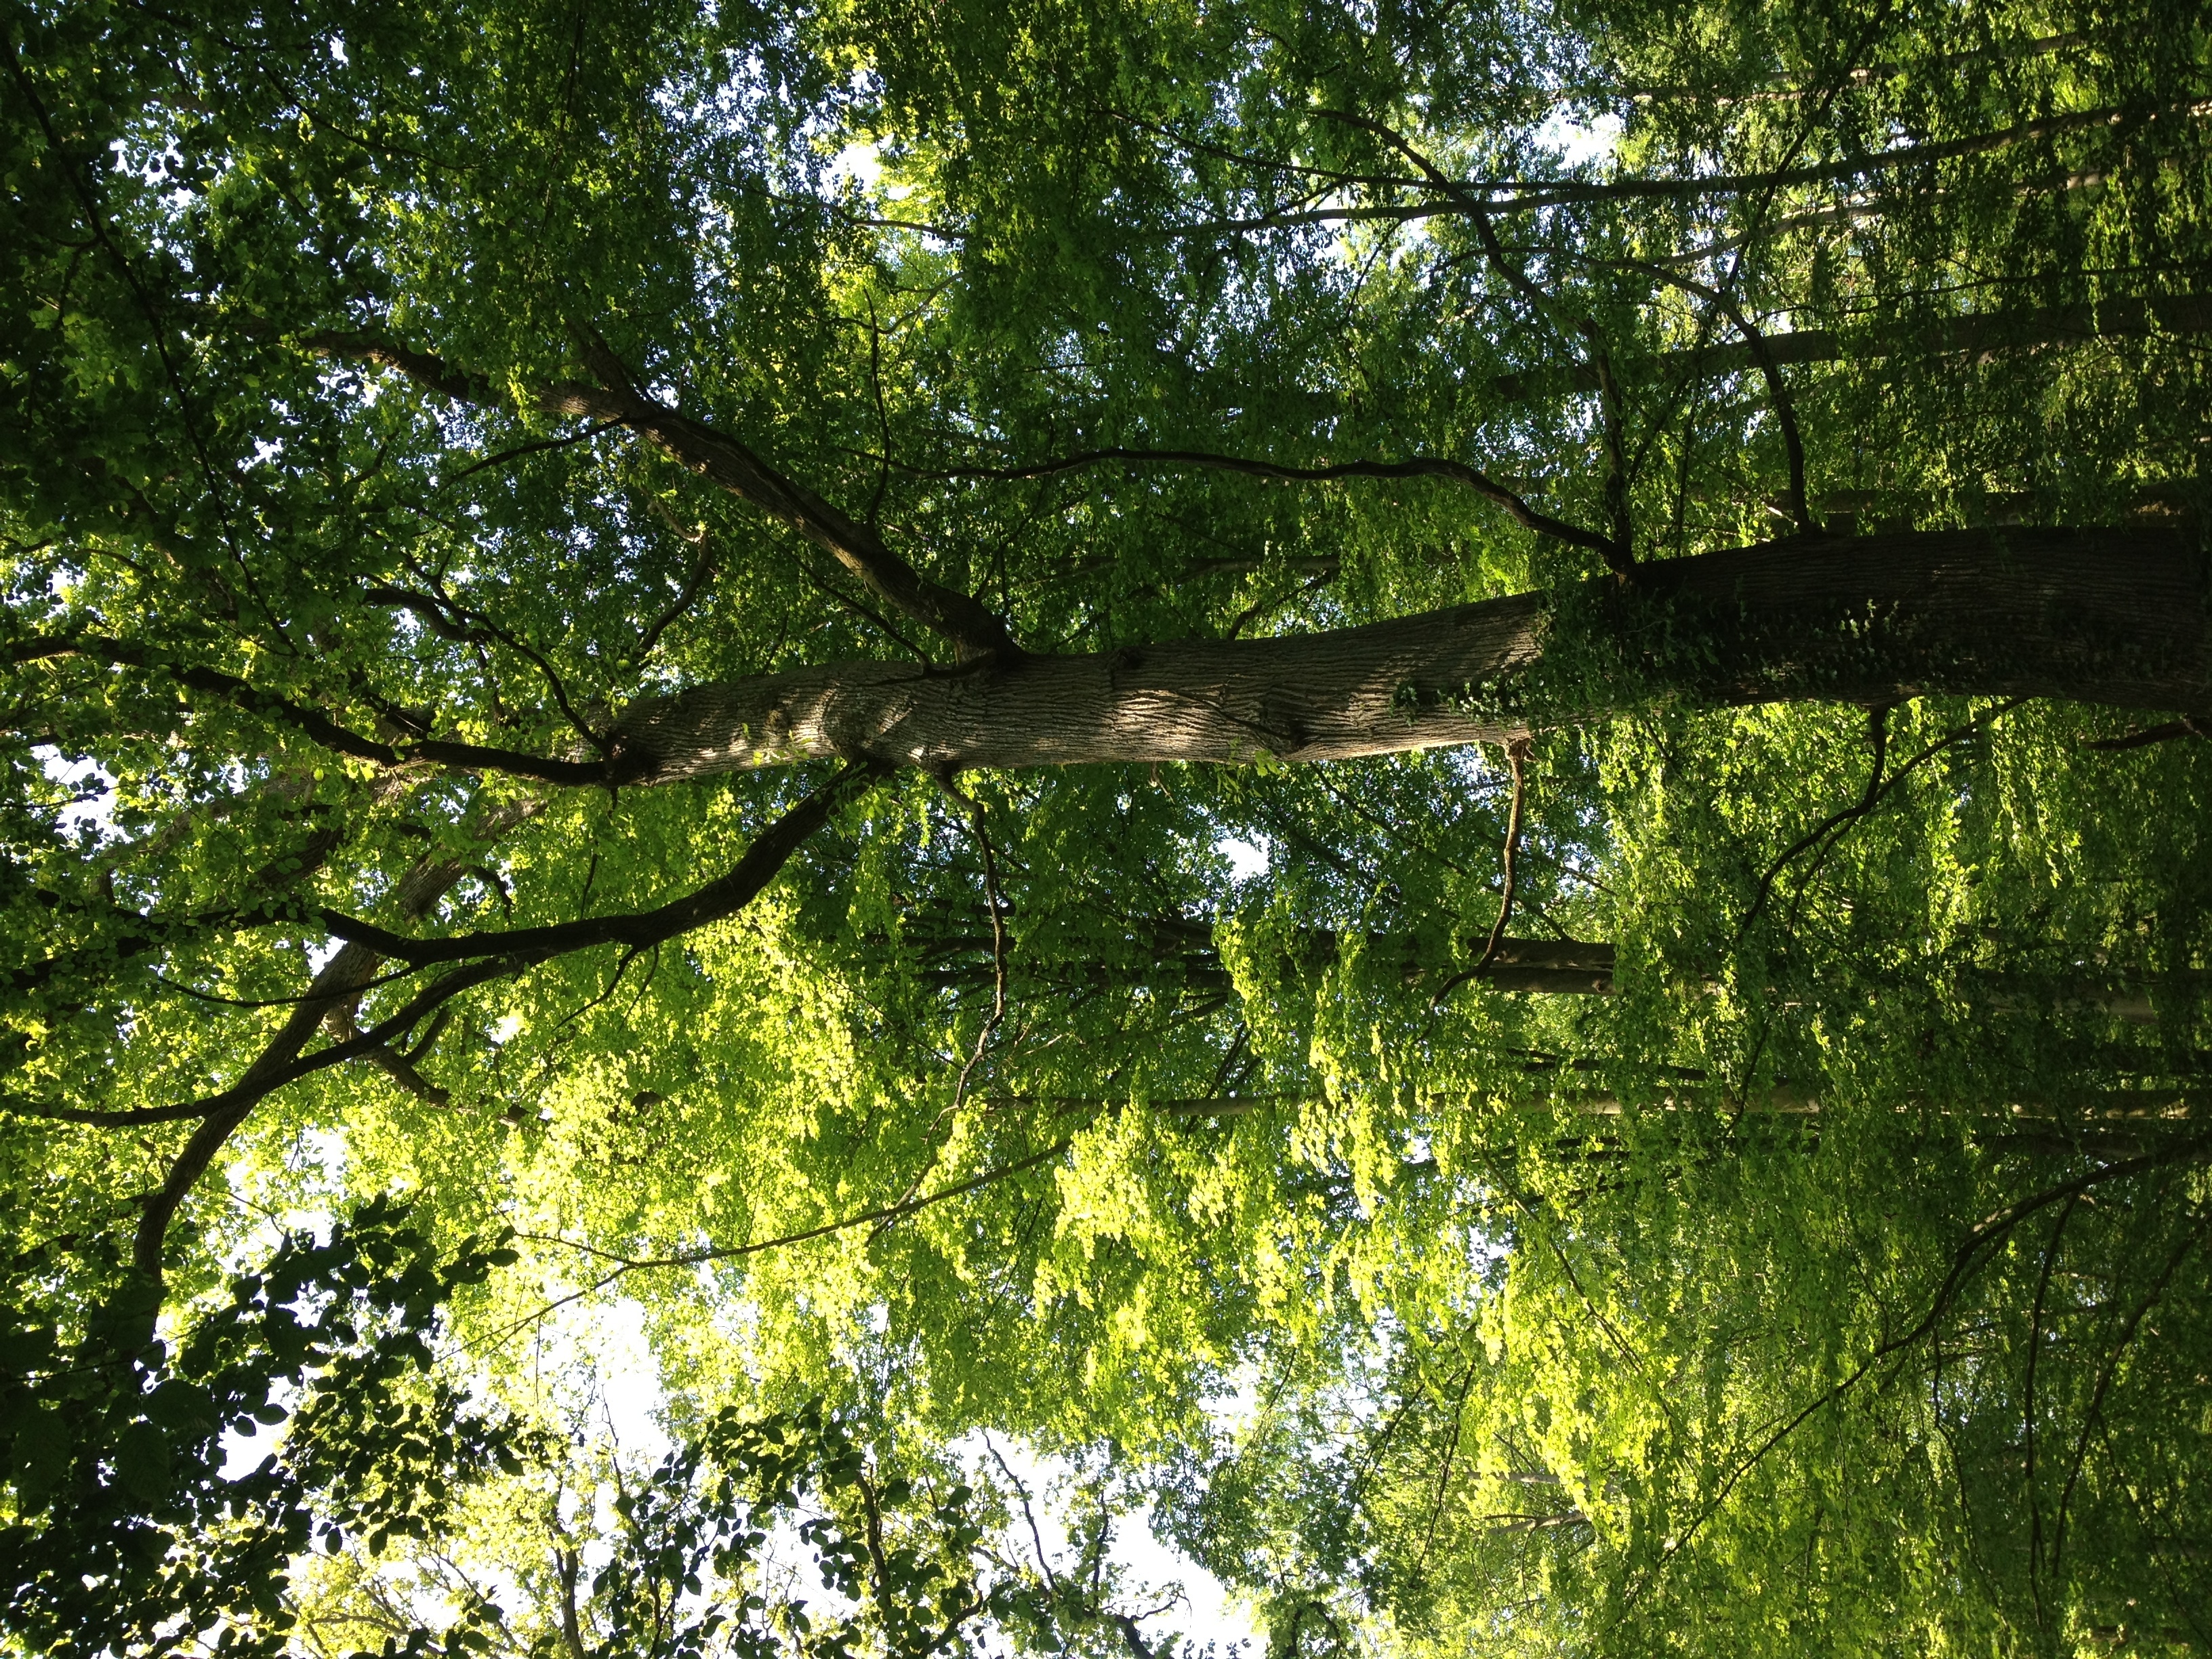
left=1737, top=699, right=2024, bottom=940
left=630, top=532, right=718, bottom=668
left=9, top=634, right=625, bottom=786
left=1319, top=112, right=1634, bottom=572
left=129, top=771, right=864, bottom=1284
left=308, top=329, right=1021, bottom=662
left=321, top=765, right=883, bottom=967
left=1739, top=704, right=1890, bottom=939
left=1158, top=100, right=2212, bottom=237
left=2048, top=1210, right=2211, bottom=1580
left=1605, top=258, right=1816, bottom=532
left=1636, top=1136, right=2212, bottom=1601
left=2089, top=716, right=2207, bottom=751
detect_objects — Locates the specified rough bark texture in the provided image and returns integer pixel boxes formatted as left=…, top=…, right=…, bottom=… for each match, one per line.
left=613, top=527, right=2208, bottom=781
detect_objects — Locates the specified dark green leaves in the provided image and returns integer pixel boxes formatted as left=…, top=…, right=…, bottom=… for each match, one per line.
left=0, top=1197, right=523, bottom=1659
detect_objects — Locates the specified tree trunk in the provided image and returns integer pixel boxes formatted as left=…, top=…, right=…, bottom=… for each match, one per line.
left=909, top=929, right=1616, bottom=996
left=1497, top=293, right=2212, bottom=399
left=613, top=528, right=2207, bottom=781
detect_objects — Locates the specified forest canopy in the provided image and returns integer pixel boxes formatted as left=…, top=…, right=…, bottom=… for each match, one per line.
left=3, top=0, right=2210, bottom=1653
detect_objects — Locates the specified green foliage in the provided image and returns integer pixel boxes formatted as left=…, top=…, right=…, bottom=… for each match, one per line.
left=2, top=0, right=2210, bottom=1652
left=0, top=1198, right=519, bottom=1657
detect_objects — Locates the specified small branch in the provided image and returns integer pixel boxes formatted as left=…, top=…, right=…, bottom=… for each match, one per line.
left=2048, top=1210, right=2211, bottom=1580
left=321, top=765, right=882, bottom=967
left=630, top=536, right=717, bottom=666
left=497, top=1136, right=1073, bottom=1336
left=1226, top=563, right=1336, bottom=639
left=310, top=325, right=1022, bottom=660
left=2021, top=1193, right=2081, bottom=1625
left=433, top=420, right=621, bottom=491
left=1739, top=704, right=1890, bottom=939
left=128, top=776, right=858, bottom=1284
left=901, top=446, right=1620, bottom=562
left=953, top=799, right=1011, bottom=1113
left=1475, top=738, right=1532, bottom=973
left=1431, top=739, right=1533, bottom=1004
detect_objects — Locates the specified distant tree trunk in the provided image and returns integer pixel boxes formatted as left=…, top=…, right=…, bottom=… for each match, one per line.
left=1496, top=293, right=2212, bottom=398
left=910, top=927, right=1616, bottom=996
left=613, top=528, right=2207, bottom=781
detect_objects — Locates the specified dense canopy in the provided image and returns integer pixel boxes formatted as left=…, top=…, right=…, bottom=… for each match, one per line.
left=3, top=0, right=2210, bottom=1654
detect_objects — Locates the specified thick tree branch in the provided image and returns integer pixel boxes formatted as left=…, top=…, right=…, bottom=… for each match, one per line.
left=127, top=771, right=866, bottom=1282
left=600, top=529, right=2200, bottom=784
left=320, top=766, right=878, bottom=965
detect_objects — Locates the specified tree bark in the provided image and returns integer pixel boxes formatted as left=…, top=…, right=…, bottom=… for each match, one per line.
left=612, top=528, right=2207, bottom=781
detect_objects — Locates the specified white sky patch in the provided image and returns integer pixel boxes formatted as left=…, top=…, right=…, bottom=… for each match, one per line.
left=1535, top=108, right=1624, bottom=170
left=571, top=1296, right=675, bottom=1465
left=35, top=744, right=117, bottom=841
left=1216, top=836, right=1269, bottom=882
left=831, top=140, right=882, bottom=190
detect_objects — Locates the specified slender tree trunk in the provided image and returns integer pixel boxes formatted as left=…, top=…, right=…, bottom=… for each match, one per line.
left=613, top=528, right=2207, bottom=781
left=1497, top=293, right=2212, bottom=398
left=912, top=929, right=1616, bottom=996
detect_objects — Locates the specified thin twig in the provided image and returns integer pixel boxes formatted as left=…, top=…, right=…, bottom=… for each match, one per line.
left=925, top=773, right=1010, bottom=1113
left=497, top=1136, right=1073, bottom=1339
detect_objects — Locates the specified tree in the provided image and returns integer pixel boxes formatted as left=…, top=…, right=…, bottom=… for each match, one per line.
left=4, top=0, right=2209, bottom=1652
